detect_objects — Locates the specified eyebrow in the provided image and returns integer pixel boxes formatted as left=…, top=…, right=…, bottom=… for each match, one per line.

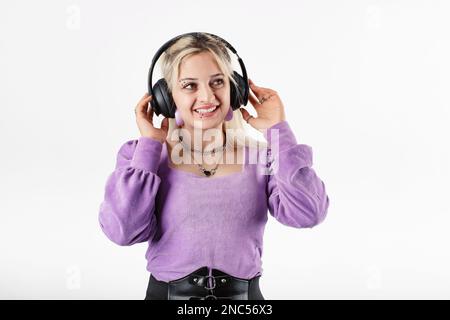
left=179, top=73, right=224, bottom=82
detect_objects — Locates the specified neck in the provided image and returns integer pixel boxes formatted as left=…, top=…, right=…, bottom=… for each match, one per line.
left=179, top=123, right=226, bottom=153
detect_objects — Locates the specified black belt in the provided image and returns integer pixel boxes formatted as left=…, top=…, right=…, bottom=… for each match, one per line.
left=153, top=267, right=262, bottom=300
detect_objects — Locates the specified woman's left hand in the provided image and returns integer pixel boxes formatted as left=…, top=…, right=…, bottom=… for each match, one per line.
left=239, top=79, right=286, bottom=131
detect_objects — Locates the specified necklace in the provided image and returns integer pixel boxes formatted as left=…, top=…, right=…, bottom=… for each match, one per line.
left=177, top=131, right=230, bottom=177
left=177, top=131, right=230, bottom=155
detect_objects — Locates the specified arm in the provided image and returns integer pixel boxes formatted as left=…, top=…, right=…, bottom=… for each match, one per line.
left=264, top=121, right=330, bottom=228
left=98, top=137, right=163, bottom=246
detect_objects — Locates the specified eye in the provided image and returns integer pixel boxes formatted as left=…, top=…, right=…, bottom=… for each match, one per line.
left=213, top=79, right=224, bottom=86
left=181, top=79, right=224, bottom=91
left=182, top=82, right=196, bottom=90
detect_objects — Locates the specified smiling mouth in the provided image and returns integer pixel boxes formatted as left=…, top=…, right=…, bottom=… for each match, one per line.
left=194, top=105, right=219, bottom=114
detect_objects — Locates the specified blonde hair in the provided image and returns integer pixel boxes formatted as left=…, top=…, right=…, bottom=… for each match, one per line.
left=157, top=33, right=267, bottom=150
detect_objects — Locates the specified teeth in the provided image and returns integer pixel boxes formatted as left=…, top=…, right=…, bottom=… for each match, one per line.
left=195, top=106, right=217, bottom=113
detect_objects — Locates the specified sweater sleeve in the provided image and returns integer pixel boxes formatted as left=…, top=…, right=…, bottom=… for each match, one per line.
left=263, top=121, right=330, bottom=228
left=98, top=136, right=163, bottom=246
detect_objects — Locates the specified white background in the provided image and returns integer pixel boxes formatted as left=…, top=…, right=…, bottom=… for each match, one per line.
left=1, top=0, right=449, bottom=299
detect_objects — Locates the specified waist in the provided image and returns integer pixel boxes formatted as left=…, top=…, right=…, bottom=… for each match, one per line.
left=145, top=266, right=264, bottom=300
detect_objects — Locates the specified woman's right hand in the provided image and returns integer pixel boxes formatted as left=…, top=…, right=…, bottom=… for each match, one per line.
left=135, top=93, right=169, bottom=144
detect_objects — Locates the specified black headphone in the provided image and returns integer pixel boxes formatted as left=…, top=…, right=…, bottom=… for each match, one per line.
left=148, top=32, right=249, bottom=118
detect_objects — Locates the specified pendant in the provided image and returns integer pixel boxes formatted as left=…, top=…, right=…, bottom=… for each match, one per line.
left=204, top=170, right=211, bottom=177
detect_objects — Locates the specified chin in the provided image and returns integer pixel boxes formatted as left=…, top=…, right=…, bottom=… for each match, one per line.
left=191, top=120, right=224, bottom=130
left=190, top=108, right=225, bottom=127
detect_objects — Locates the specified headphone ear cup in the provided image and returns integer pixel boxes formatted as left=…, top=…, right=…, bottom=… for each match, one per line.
left=151, top=79, right=177, bottom=118
left=230, top=71, right=248, bottom=110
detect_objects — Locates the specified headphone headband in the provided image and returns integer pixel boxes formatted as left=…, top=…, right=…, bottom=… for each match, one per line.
left=148, top=32, right=248, bottom=99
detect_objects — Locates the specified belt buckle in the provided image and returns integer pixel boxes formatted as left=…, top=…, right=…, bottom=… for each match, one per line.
left=203, top=275, right=216, bottom=290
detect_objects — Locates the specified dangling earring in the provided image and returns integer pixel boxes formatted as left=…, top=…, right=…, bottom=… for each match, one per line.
left=225, top=107, right=233, bottom=121
left=175, top=110, right=184, bottom=127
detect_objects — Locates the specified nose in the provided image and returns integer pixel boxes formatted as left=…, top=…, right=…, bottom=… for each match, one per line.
left=198, top=83, right=216, bottom=103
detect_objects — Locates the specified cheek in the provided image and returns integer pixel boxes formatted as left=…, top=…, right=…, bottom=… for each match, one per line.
left=218, top=88, right=230, bottom=105
left=172, top=94, right=193, bottom=113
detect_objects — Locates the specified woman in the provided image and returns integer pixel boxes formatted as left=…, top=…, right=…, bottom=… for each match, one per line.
left=98, top=32, right=330, bottom=300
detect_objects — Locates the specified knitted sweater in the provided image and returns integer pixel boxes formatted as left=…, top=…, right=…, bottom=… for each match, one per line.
left=99, top=120, right=330, bottom=282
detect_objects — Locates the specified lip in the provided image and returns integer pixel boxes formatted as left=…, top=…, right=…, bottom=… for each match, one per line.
left=192, top=105, right=220, bottom=118
left=193, top=104, right=218, bottom=111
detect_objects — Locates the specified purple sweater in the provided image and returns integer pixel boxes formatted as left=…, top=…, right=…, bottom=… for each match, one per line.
left=98, top=120, right=329, bottom=282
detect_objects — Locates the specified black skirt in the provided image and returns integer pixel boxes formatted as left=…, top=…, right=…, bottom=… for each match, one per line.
left=145, top=266, right=265, bottom=300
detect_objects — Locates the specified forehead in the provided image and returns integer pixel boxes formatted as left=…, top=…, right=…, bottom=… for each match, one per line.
left=178, top=52, right=222, bottom=78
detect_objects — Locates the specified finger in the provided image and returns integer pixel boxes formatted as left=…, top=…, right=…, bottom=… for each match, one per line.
left=249, top=79, right=261, bottom=93
left=239, top=108, right=249, bottom=120
left=147, top=105, right=154, bottom=122
left=248, top=91, right=261, bottom=108
left=252, top=89, right=277, bottom=104
left=249, top=78, right=265, bottom=93
left=249, top=83, right=267, bottom=101
left=248, top=78, right=258, bottom=87
left=161, top=117, right=169, bottom=132
left=249, top=79, right=277, bottom=96
left=139, top=93, right=153, bottom=104
left=135, top=102, right=147, bottom=117
left=135, top=94, right=152, bottom=115
left=239, top=108, right=254, bottom=126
